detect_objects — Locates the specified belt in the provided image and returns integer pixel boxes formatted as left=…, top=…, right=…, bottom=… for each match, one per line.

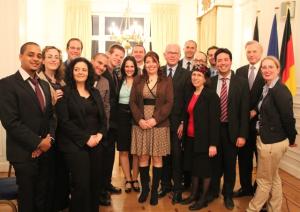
left=143, top=98, right=156, bottom=105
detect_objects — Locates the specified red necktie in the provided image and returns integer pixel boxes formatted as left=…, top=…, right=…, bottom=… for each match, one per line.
left=29, top=76, right=45, bottom=112
left=220, top=78, right=228, bottom=122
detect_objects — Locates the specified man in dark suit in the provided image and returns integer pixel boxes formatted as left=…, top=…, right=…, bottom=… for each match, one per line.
left=131, top=44, right=145, bottom=74
left=159, top=43, right=190, bottom=204
left=209, top=48, right=249, bottom=210
left=0, top=42, right=55, bottom=212
left=206, top=46, right=219, bottom=77
left=234, top=40, right=265, bottom=197
left=64, top=38, right=83, bottom=67
left=178, top=40, right=197, bottom=71
left=102, top=44, right=125, bottom=197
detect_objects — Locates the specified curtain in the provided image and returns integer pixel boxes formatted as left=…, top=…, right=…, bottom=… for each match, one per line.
left=64, top=0, right=92, bottom=59
left=197, top=7, right=217, bottom=52
left=150, top=4, right=179, bottom=64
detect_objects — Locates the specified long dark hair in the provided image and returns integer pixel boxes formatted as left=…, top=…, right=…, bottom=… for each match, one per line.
left=142, top=51, right=164, bottom=81
left=120, top=56, right=138, bottom=81
left=66, top=57, right=95, bottom=92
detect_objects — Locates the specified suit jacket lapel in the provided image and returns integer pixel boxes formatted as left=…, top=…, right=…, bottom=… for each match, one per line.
left=252, top=68, right=263, bottom=89
left=228, top=71, right=236, bottom=104
left=15, top=72, right=43, bottom=112
left=172, top=66, right=181, bottom=80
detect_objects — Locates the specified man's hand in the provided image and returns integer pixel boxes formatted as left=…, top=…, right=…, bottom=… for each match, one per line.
left=177, top=123, right=183, bottom=139
left=86, top=135, right=98, bottom=147
left=32, top=149, right=43, bottom=158
left=250, top=110, right=257, bottom=119
left=38, top=134, right=52, bottom=152
left=209, top=146, right=217, bottom=157
left=236, top=137, right=246, bottom=148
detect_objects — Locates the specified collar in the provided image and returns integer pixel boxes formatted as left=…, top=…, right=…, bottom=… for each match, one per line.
left=183, top=58, right=193, bottom=65
left=167, top=64, right=178, bottom=71
left=267, top=77, right=279, bottom=89
left=218, top=71, right=232, bottom=80
left=19, top=67, right=34, bottom=81
left=250, top=61, right=261, bottom=70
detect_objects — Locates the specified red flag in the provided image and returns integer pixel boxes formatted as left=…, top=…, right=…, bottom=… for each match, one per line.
left=280, top=9, right=296, bottom=96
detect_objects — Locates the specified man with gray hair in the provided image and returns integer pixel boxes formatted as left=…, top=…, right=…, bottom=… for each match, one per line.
left=158, top=44, right=191, bottom=204
left=234, top=40, right=265, bottom=198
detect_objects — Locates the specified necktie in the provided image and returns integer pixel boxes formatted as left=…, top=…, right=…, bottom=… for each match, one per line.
left=29, top=76, right=45, bottom=112
left=248, top=65, right=255, bottom=89
left=187, top=62, right=191, bottom=71
left=168, top=68, right=173, bottom=78
left=220, top=78, right=228, bottom=122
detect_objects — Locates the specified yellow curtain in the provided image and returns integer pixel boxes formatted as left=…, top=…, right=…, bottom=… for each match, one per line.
left=150, top=4, right=179, bottom=64
left=197, top=7, right=217, bottom=52
left=64, top=0, right=92, bottom=59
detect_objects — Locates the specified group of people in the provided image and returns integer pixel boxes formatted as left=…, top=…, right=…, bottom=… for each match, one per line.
left=0, top=37, right=297, bottom=212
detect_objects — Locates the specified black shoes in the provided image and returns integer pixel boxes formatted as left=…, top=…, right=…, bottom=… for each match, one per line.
left=99, top=190, right=111, bottom=206
left=131, top=180, right=140, bottom=192
left=125, top=181, right=132, bottom=193
left=172, top=192, right=182, bottom=204
left=181, top=195, right=196, bottom=205
left=138, top=189, right=149, bottom=203
left=233, top=188, right=253, bottom=198
left=158, top=188, right=171, bottom=198
left=107, top=184, right=122, bottom=194
left=189, top=199, right=208, bottom=211
left=224, top=197, right=234, bottom=210
left=206, top=193, right=219, bottom=203
left=150, top=190, right=158, bottom=205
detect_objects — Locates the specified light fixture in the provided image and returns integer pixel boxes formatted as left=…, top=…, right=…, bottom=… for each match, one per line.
left=108, top=0, right=144, bottom=49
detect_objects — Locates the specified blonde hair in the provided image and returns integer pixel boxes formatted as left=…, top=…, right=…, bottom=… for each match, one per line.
left=261, top=56, right=280, bottom=70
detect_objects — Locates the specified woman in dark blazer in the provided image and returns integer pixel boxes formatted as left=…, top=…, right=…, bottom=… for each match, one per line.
left=181, top=65, right=220, bottom=210
left=247, top=56, right=297, bottom=212
left=56, top=57, right=107, bottom=212
left=130, top=51, right=173, bottom=205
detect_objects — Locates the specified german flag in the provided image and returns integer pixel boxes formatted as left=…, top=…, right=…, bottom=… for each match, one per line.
left=280, top=9, right=296, bottom=96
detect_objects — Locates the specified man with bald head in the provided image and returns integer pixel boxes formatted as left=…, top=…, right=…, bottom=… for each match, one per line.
left=158, top=44, right=190, bottom=204
left=179, top=40, right=197, bottom=71
left=193, top=51, right=208, bottom=68
left=234, top=40, right=265, bottom=198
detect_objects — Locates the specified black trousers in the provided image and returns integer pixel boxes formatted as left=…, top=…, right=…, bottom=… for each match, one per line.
left=103, top=128, right=117, bottom=188
left=52, top=148, right=70, bottom=211
left=210, top=123, right=238, bottom=198
left=220, top=123, right=238, bottom=198
left=161, top=129, right=183, bottom=192
left=12, top=150, right=55, bottom=212
left=64, top=145, right=102, bottom=212
left=237, top=121, right=257, bottom=192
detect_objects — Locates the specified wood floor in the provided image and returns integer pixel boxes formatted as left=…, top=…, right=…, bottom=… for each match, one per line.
left=1, top=159, right=300, bottom=212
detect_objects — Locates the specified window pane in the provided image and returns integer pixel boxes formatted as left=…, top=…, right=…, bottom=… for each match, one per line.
left=92, top=15, right=99, bottom=35
left=91, top=40, right=99, bottom=57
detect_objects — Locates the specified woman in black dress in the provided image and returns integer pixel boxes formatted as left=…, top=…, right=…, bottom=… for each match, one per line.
left=117, top=56, right=139, bottom=193
left=181, top=65, right=220, bottom=210
left=56, top=57, right=107, bottom=212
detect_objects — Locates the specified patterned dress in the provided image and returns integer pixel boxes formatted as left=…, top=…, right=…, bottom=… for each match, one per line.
left=131, top=83, right=170, bottom=156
